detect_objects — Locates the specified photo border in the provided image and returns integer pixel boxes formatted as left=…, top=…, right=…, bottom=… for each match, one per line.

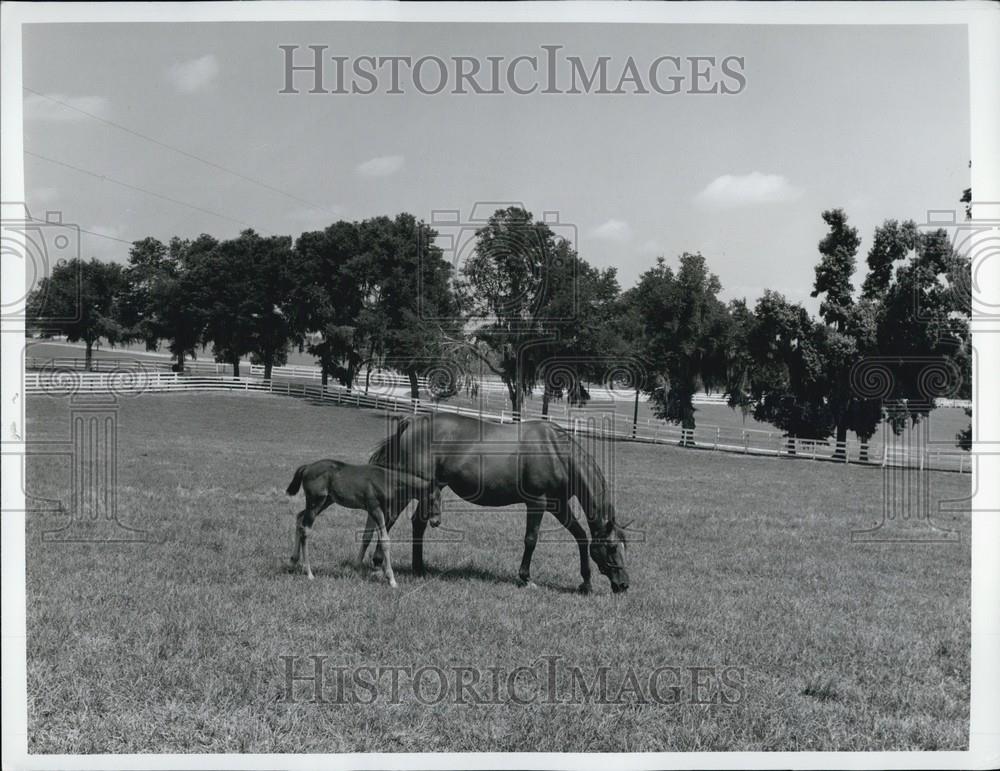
left=2, top=2, right=997, bottom=770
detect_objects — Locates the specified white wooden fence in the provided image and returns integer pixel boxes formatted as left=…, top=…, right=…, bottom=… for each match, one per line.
left=23, top=369, right=970, bottom=474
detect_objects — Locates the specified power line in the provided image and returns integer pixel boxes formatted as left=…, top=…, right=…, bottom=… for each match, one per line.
left=76, top=226, right=134, bottom=246
left=25, top=149, right=269, bottom=233
left=23, top=86, right=341, bottom=219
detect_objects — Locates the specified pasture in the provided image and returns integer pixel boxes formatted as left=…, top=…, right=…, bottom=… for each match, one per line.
left=24, top=391, right=970, bottom=752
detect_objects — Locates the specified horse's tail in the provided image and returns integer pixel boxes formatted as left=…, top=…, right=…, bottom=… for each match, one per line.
left=369, top=416, right=412, bottom=468
left=286, top=464, right=308, bottom=496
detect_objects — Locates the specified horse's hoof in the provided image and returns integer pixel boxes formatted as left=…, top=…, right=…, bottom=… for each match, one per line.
left=578, top=582, right=593, bottom=595
left=516, top=577, right=537, bottom=589
left=428, top=518, right=441, bottom=528
left=389, top=581, right=399, bottom=589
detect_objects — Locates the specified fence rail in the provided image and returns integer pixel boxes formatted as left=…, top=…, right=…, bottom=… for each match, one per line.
left=23, top=370, right=970, bottom=474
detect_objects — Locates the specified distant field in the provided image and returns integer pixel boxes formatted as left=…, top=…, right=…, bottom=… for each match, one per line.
left=25, top=338, right=972, bottom=448
left=25, top=391, right=970, bottom=752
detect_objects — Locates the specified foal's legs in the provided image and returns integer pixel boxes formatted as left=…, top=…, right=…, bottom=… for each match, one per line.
left=291, top=497, right=331, bottom=580
left=551, top=498, right=592, bottom=594
left=367, top=502, right=397, bottom=588
left=516, top=504, right=545, bottom=588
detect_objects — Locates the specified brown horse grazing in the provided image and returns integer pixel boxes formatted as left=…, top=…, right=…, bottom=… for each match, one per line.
left=369, top=413, right=629, bottom=594
left=285, top=460, right=438, bottom=588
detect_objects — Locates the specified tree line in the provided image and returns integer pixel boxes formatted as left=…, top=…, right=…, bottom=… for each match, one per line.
left=27, top=205, right=972, bottom=450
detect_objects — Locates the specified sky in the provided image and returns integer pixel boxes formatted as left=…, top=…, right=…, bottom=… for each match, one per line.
left=21, top=22, right=969, bottom=312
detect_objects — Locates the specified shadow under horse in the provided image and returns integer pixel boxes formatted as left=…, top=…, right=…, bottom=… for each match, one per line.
left=369, top=413, right=629, bottom=594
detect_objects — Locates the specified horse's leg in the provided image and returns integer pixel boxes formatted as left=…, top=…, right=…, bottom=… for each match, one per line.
left=357, top=511, right=377, bottom=568
left=552, top=500, right=592, bottom=595
left=290, top=509, right=307, bottom=566
left=294, top=496, right=330, bottom=581
left=368, top=503, right=397, bottom=588
left=372, top=496, right=407, bottom=568
left=411, top=500, right=428, bottom=577
left=516, top=505, right=545, bottom=588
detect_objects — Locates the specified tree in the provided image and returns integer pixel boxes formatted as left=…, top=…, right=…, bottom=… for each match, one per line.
left=632, top=253, right=730, bottom=442
left=294, top=221, right=365, bottom=388
left=27, top=258, right=126, bottom=370
left=726, top=290, right=836, bottom=447
left=533, top=244, right=624, bottom=416
left=455, top=206, right=566, bottom=419
left=808, top=209, right=874, bottom=457
left=373, top=214, right=460, bottom=399
left=121, top=236, right=211, bottom=373
left=957, top=408, right=972, bottom=451
left=216, top=230, right=301, bottom=380
left=864, top=222, right=970, bottom=431
left=811, top=209, right=861, bottom=331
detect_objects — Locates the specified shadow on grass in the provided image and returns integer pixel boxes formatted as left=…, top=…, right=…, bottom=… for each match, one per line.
left=276, top=555, right=586, bottom=595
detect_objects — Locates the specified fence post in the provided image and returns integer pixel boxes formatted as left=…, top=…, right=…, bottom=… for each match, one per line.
left=715, top=426, right=720, bottom=451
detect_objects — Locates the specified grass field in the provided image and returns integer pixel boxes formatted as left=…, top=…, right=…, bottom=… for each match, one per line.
left=24, top=391, right=970, bottom=752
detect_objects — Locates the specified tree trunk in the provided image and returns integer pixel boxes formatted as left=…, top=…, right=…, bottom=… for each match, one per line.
left=364, top=363, right=372, bottom=395
left=321, top=363, right=329, bottom=387
left=681, top=400, right=696, bottom=447
left=632, top=385, right=640, bottom=439
left=407, top=368, right=420, bottom=400
left=860, top=440, right=870, bottom=463
left=84, top=340, right=94, bottom=372
left=542, top=387, right=551, bottom=417
left=263, top=351, right=273, bottom=381
left=833, top=423, right=848, bottom=460
left=232, top=354, right=241, bottom=378
left=506, top=380, right=521, bottom=422
left=177, top=351, right=185, bottom=374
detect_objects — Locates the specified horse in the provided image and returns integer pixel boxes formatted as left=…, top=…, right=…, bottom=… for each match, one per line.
left=284, top=459, right=439, bottom=588
left=368, top=413, right=629, bottom=594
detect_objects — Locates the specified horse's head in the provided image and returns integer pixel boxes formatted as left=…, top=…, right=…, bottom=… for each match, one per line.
left=590, top=521, right=629, bottom=593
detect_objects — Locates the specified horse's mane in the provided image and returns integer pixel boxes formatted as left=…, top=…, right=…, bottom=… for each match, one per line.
left=550, top=423, right=624, bottom=542
left=369, top=416, right=411, bottom=468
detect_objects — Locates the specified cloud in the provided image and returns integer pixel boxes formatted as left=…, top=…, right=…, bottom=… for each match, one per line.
left=24, top=93, right=108, bottom=121
left=356, top=155, right=405, bottom=178
left=590, top=219, right=632, bottom=242
left=694, top=172, right=804, bottom=208
left=166, top=55, right=220, bottom=93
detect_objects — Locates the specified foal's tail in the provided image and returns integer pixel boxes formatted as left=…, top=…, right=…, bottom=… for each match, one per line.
left=286, top=464, right=308, bottom=496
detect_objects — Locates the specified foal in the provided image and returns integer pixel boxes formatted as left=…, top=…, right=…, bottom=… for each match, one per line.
left=285, top=459, right=434, bottom=588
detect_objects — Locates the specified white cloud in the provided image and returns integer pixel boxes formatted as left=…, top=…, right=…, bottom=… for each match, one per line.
left=166, top=55, right=220, bottom=93
left=24, top=93, right=108, bottom=121
left=694, top=172, right=804, bottom=208
left=590, top=219, right=632, bottom=242
left=639, top=239, right=661, bottom=255
left=356, top=155, right=405, bottom=178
